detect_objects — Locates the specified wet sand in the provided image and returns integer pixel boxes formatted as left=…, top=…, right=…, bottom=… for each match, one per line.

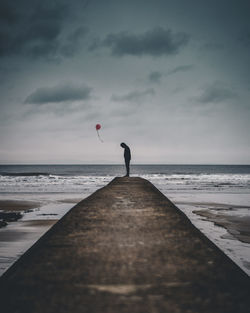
left=176, top=199, right=250, bottom=276
left=0, top=200, right=42, bottom=230
left=0, top=219, right=57, bottom=276
left=0, top=220, right=57, bottom=241
left=57, top=198, right=83, bottom=204
left=0, top=200, right=41, bottom=212
left=194, top=210, right=250, bottom=244
left=0, top=197, right=75, bottom=275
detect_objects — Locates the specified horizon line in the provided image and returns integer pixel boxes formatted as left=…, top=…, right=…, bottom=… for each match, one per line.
left=1, top=163, right=250, bottom=166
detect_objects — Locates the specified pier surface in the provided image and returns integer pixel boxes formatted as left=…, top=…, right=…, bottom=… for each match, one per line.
left=0, top=177, right=250, bottom=313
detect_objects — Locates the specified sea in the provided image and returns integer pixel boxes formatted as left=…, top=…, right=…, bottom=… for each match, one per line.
left=0, top=164, right=250, bottom=276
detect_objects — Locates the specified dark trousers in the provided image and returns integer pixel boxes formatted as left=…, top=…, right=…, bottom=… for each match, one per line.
left=125, top=159, right=130, bottom=176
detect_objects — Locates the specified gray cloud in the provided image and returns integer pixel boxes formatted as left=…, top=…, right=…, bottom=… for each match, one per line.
left=60, top=26, right=88, bottom=57
left=200, top=43, right=224, bottom=51
left=167, top=65, right=194, bottom=75
left=111, top=88, right=155, bottom=102
left=25, top=83, right=92, bottom=104
left=148, top=71, right=163, bottom=83
left=0, top=0, right=87, bottom=60
left=196, top=82, right=238, bottom=104
left=148, top=65, right=193, bottom=84
left=0, top=2, right=18, bottom=23
left=239, top=30, right=250, bottom=47
left=91, top=27, right=189, bottom=57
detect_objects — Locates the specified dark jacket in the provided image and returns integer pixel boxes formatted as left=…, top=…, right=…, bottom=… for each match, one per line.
left=124, top=146, right=131, bottom=161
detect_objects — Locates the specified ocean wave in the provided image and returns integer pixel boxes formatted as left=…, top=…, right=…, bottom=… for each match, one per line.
left=0, top=174, right=113, bottom=193
left=0, top=172, right=50, bottom=177
left=0, top=170, right=250, bottom=194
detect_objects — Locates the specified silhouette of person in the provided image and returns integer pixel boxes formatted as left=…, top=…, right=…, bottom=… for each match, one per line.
left=120, top=143, right=131, bottom=177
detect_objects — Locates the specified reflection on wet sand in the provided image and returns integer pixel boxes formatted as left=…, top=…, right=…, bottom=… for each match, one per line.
left=0, top=198, right=76, bottom=276
left=0, top=219, right=57, bottom=275
left=0, top=200, right=42, bottom=229
left=194, top=210, right=250, bottom=244
left=0, top=200, right=41, bottom=212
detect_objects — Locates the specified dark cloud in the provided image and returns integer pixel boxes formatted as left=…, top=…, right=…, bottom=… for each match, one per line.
left=25, top=83, right=92, bottom=104
left=167, top=65, right=194, bottom=75
left=60, top=26, right=88, bottom=57
left=239, top=30, right=250, bottom=47
left=200, top=43, right=224, bottom=51
left=91, top=27, right=189, bottom=57
left=196, top=82, right=238, bottom=104
left=0, top=0, right=87, bottom=60
left=148, top=71, right=163, bottom=83
left=0, top=2, right=18, bottom=23
left=111, top=88, right=155, bottom=102
left=148, top=65, right=193, bottom=84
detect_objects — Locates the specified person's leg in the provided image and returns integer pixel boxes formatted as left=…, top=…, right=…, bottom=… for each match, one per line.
left=125, top=159, right=130, bottom=176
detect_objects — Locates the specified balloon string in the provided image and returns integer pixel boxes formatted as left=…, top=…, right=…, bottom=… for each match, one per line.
left=97, top=130, right=104, bottom=142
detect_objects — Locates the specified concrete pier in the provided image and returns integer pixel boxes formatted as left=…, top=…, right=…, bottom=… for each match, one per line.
left=0, top=177, right=250, bottom=313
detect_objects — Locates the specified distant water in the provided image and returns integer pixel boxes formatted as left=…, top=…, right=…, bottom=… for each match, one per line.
left=0, top=164, right=250, bottom=275
left=1, top=164, right=250, bottom=193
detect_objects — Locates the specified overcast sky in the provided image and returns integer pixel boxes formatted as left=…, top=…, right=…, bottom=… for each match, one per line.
left=0, top=0, right=250, bottom=164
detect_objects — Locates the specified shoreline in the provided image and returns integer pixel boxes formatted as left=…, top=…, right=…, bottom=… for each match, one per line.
left=0, top=219, right=57, bottom=276
left=177, top=202, right=250, bottom=276
left=0, top=200, right=41, bottom=212
left=194, top=209, right=250, bottom=244
left=0, top=200, right=42, bottom=230
left=0, top=198, right=77, bottom=276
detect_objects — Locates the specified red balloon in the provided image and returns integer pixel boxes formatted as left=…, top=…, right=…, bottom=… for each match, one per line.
left=96, top=124, right=101, bottom=130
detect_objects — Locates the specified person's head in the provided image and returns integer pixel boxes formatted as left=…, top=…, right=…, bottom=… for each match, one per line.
left=120, top=142, right=126, bottom=148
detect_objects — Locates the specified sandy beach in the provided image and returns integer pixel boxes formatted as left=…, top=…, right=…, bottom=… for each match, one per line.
left=175, top=200, right=250, bottom=276
left=0, top=219, right=56, bottom=275
left=0, top=198, right=77, bottom=275
left=0, top=200, right=42, bottom=227
left=0, top=200, right=41, bottom=212
left=194, top=209, right=250, bottom=244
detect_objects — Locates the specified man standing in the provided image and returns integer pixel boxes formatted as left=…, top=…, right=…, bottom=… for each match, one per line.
left=120, top=143, right=131, bottom=177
